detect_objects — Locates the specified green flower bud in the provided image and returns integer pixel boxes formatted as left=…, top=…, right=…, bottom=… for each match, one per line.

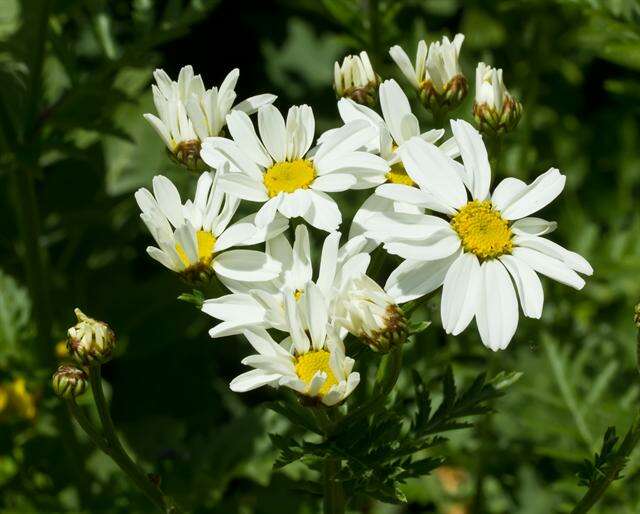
left=473, top=63, right=522, bottom=136
left=67, top=308, right=116, bottom=366
left=52, top=365, right=88, bottom=399
left=334, top=51, right=380, bottom=108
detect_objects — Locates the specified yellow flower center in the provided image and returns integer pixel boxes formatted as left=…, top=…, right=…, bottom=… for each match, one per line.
left=175, top=230, right=217, bottom=268
left=450, top=200, right=513, bottom=260
left=294, top=350, right=338, bottom=396
left=294, top=289, right=303, bottom=301
left=263, top=159, right=315, bottom=198
left=385, top=162, right=415, bottom=186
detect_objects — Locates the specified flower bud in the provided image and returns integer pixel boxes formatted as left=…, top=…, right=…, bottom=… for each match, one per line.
left=52, top=365, right=88, bottom=399
left=334, top=275, right=408, bottom=353
left=334, top=51, right=380, bottom=107
left=67, top=308, right=116, bottom=366
left=473, top=62, right=522, bottom=136
left=390, top=35, right=467, bottom=116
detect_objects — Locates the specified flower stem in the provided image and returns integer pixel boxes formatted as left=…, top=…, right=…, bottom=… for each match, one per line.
left=88, top=365, right=181, bottom=513
left=323, top=457, right=345, bottom=514
left=571, top=410, right=640, bottom=514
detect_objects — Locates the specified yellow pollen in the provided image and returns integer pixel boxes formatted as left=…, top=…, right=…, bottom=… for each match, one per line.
left=294, top=289, right=303, bottom=301
left=450, top=200, right=513, bottom=260
left=386, top=162, right=415, bottom=186
left=175, top=230, right=217, bottom=268
left=263, top=159, right=315, bottom=197
left=294, top=350, right=338, bottom=396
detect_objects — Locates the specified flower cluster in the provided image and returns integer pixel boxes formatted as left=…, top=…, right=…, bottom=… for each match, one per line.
left=137, top=36, right=591, bottom=406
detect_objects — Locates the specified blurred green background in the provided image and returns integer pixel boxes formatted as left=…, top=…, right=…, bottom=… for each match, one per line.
left=1, top=0, right=640, bottom=512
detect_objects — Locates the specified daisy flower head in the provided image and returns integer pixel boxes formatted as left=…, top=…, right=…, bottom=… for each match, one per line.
left=200, top=104, right=390, bottom=232
left=135, top=166, right=287, bottom=285
left=334, top=51, right=380, bottom=107
left=389, top=34, right=467, bottom=114
left=229, top=283, right=360, bottom=407
left=202, top=224, right=371, bottom=337
left=326, top=79, right=458, bottom=247
left=473, top=62, right=522, bottom=136
left=144, top=66, right=276, bottom=170
left=366, top=119, right=592, bottom=351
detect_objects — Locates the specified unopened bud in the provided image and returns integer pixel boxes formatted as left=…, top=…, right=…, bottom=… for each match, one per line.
left=334, top=51, right=380, bottom=107
left=67, top=308, right=116, bottom=366
left=52, top=365, right=88, bottom=399
left=334, top=275, right=408, bottom=353
left=419, top=74, right=468, bottom=118
left=473, top=62, right=522, bottom=136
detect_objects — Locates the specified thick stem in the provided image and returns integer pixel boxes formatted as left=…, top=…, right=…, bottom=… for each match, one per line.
left=88, top=366, right=180, bottom=513
left=323, top=457, right=345, bottom=514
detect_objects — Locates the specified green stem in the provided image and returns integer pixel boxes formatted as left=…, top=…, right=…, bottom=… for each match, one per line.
left=88, top=366, right=180, bottom=513
left=571, top=410, right=640, bottom=514
left=323, top=457, right=345, bottom=514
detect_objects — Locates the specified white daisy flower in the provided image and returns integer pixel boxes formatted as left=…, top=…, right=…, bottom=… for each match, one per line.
left=200, top=104, right=390, bottom=232
left=389, top=34, right=467, bottom=112
left=143, top=66, right=276, bottom=168
left=365, top=119, right=593, bottom=351
left=229, top=283, right=360, bottom=407
left=322, top=79, right=459, bottom=246
left=473, top=62, right=522, bottom=135
left=135, top=166, right=287, bottom=284
left=333, top=274, right=408, bottom=353
left=333, top=51, right=380, bottom=106
left=202, top=224, right=370, bottom=337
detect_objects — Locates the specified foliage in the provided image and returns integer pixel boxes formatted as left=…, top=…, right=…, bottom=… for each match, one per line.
left=1, top=0, right=640, bottom=513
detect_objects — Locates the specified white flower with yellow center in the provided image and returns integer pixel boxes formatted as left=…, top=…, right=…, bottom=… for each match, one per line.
left=364, top=119, right=593, bottom=350
left=333, top=51, right=380, bottom=105
left=135, top=167, right=287, bottom=283
left=144, top=66, right=275, bottom=167
left=200, top=104, right=389, bottom=232
left=202, top=224, right=370, bottom=337
left=229, top=283, right=360, bottom=407
left=322, top=79, right=459, bottom=246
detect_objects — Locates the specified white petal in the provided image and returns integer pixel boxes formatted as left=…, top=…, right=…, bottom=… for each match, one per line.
left=364, top=211, right=451, bottom=242
left=152, top=176, right=184, bottom=228
left=398, top=137, right=467, bottom=210
left=278, top=190, right=312, bottom=218
left=258, top=104, right=287, bottom=162
left=202, top=294, right=265, bottom=323
left=475, top=260, right=519, bottom=351
left=375, top=183, right=454, bottom=215
left=255, top=195, right=283, bottom=227
left=311, top=173, right=357, bottom=192
left=226, top=110, right=272, bottom=168
left=441, top=252, right=481, bottom=335
left=316, top=231, right=341, bottom=296
left=499, top=255, right=544, bottom=319
left=511, top=217, right=557, bottom=236
left=491, top=177, right=527, bottom=212
left=201, top=137, right=263, bottom=180
left=304, top=282, right=328, bottom=351
left=383, top=230, right=461, bottom=261
left=234, top=93, right=277, bottom=114
left=450, top=119, right=491, bottom=201
left=379, top=79, right=413, bottom=145
left=301, top=191, right=342, bottom=232
left=143, top=114, right=173, bottom=150
left=230, top=369, right=281, bottom=392
left=512, top=247, right=585, bottom=290
left=500, top=168, right=566, bottom=220
left=213, top=250, right=282, bottom=281
left=389, top=45, right=419, bottom=88
left=217, top=174, right=269, bottom=202
left=385, top=253, right=459, bottom=303
left=514, top=235, right=593, bottom=275
left=215, top=221, right=258, bottom=251
left=314, top=120, right=375, bottom=164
